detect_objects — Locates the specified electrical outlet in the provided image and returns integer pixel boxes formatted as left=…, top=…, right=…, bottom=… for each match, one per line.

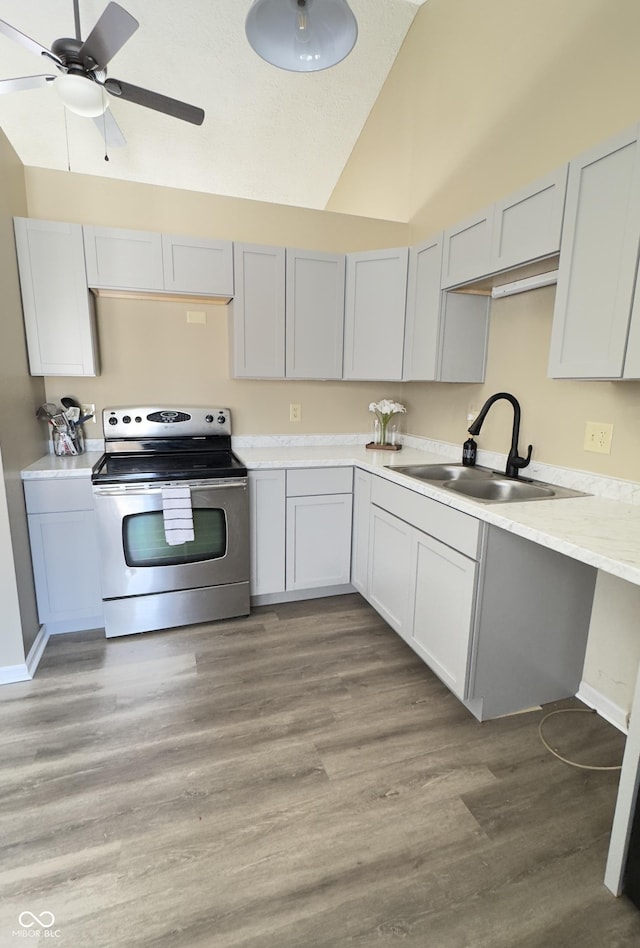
left=81, top=403, right=96, bottom=424
left=584, top=421, right=613, bottom=454
left=290, top=403, right=301, bottom=423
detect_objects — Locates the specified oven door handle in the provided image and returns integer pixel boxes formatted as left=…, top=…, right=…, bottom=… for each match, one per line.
left=93, top=480, right=247, bottom=496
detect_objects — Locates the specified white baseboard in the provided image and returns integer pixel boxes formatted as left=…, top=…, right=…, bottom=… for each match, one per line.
left=25, top=624, right=50, bottom=677
left=251, top=584, right=355, bottom=607
left=577, top=680, right=629, bottom=734
left=0, top=662, right=31, bottom=684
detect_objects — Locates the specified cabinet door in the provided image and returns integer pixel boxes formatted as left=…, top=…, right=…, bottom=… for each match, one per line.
left=441, top=206, right=494, bottom=288
left=548, top=124, right=640, bottom=378
left=409, top=529, right=477, bottom=701
left=403, top=235, right=443, bottom=381
left=286, top=493, right=352, bottom=590
left=231, top=243, right=285, bottom=378
left=14, top=218, right=98, bottom=377
left=249, top=470, right=286, bottom=596
left=286, top=248, right=345, bottom=379
left=162, top=234, right=234, bottom=297
left=367, top=505, right=413, bottom=641
left=27, top=510, right=103, bottom=626
left=491, top=165, right=568, bottom=272
left=351, top=468, right=371, bottom=596
left=437, top=292, right=489, bottom=383
left=84, top=225, right=164, bottom=291
left=343, top=247, right=408, bottom=380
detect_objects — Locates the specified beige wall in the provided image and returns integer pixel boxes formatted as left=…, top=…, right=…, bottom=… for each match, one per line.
left=0, top=129, right=46, bottom=660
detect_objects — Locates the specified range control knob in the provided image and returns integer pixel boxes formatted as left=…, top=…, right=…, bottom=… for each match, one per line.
left=205, top=414, right=214, bottom=423
left=217, top=415, right=226, bottom=425
left=108, top=416, right=118, bottom=425
left=135, top=416, right=142, bottom=423
left=122, top=415, right=131, bottom=424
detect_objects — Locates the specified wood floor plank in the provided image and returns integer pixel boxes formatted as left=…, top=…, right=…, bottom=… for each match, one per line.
left=1, top=593, right=638, bottom=946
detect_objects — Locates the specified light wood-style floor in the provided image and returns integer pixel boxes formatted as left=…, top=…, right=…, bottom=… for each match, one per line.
left=1, top=594, right=639, bottom=947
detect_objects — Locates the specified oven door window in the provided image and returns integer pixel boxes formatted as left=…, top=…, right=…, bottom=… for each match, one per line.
left=123, top=509, right=227, bottom=568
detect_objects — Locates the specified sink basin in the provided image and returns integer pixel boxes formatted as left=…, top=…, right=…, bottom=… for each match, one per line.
left=446, top=478, right=556, bottom=503
left=388, top=462, right=588, bottom=504
left=392, top=463, right=493, bottom=482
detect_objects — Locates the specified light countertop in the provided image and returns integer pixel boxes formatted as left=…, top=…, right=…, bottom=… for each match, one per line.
left=22, top=443, right=640, bottom=588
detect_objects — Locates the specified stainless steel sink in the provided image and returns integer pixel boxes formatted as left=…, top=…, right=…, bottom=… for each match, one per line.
left=446, top=478, right=556, bottom=503
left=388, top=462, right=588, bottom=504
left=392, top=463, right=494, bottom=482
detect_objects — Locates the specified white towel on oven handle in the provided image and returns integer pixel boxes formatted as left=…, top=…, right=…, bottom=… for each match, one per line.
left=162, top=486, right=195, bottom=545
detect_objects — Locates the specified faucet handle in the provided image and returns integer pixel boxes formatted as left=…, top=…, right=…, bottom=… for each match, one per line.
left=511, top=444, right=533, bottom=470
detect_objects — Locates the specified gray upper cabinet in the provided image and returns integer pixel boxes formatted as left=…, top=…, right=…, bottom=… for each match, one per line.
left=491, top=165, right=568, bottom=273
left=162, top=234, right=234, bottom=297
left=343, top=247, right=409, bottom=380
left=441, top=206, right=494, bottom=289
left=548, top=124, right=640, bottom=379
left=14, top=217, right=98, bottom=377
left=231, top=242, right=286, bottom=378
left=285, top=248, right=345, bottom=379
left=84, top=225, right=234, bottom=297
left=84, top=225, right=164, bottom=291
left=403, top=233, right=489, bottom=382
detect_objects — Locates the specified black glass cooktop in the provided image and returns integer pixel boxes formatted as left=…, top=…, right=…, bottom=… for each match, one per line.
left=91, top=450, right=247, bottom=485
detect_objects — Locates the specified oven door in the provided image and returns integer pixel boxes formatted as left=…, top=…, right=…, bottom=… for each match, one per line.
left=93, top=479, right=249, bottom=599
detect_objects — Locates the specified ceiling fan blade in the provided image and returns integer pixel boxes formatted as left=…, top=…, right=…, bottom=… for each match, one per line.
left=104, top=78, right=204, bottom=126
left=79, top=2, right=138, bottom=69
left=0, top=17, right=62, bottom=66
left=0, top=74, right=56, bottom=94
left=92, top=108, right=126, bottom=148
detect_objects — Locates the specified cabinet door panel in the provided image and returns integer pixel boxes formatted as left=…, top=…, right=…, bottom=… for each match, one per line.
left=343, top=248, right=408, bottom=380
left=441, top=207, right=494, bottom=288
left=28, top=510, right=103, bottom=624
left=84, top=225, right=164, bottom=291
left=548, top=125, right=640, bottom=378
left=491, top=165, right=567, bottom=272
left=368, top=506, right=413, bottom=640
left=410, top=530, right=476, bottom=700
left=286, top=494, right=352, bottom=590
left=14, top=218, right=98, bottom=377
left=403, top=236, right=443, bottom=381
left=286, top=249, right=345, bottom=379
left=249, top=470, right=286, bottom=596
left=231, top=243, right=285, bottom=378
left=162, top=235, right=233, bottom=296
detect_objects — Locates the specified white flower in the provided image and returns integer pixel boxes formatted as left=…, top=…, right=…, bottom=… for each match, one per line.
left=369, top=399, right=406, bottom=416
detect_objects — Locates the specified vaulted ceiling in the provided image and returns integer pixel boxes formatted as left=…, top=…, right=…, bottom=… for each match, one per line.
left=0, top=0, right=427, bottom=210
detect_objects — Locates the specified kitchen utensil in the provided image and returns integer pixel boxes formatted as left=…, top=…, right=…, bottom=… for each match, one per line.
left=36, top=402, right=59, bottom=421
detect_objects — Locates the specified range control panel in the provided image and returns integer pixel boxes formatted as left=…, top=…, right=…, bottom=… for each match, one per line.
left=103, top=407, right=232, bottom=439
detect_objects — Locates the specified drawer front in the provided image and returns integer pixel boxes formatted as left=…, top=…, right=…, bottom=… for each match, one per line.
left=23, top=476, right=95, bottom=514
left=286, top=467, right=353, bottom=497
left=370, top=475, right=480, bottom=559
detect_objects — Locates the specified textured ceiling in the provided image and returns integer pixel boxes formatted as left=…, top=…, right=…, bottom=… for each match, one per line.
left=0, top=0, right=427, bottom=209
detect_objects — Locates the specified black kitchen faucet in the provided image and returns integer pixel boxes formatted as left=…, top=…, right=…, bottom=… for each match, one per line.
left=467, top=392, right=532, bottom=479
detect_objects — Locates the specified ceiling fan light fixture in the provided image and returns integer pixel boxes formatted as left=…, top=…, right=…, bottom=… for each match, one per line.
left=246, top=0, right=357, bottom=73
left=55, top=73, right=108, bottom=117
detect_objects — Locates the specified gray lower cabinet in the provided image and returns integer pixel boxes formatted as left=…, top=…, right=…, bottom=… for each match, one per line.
left=351, top=468, right=372, bottom=596
left=403, top=232, right=489, bottom=382
left=286, top=468, right=353, bottom=590
left=248, top=470, right=286, bottom=596
left=343, top=247, right=409, bottom=380
left=23, top=477, right=103, bottom=633
left=548, top=124, right=640, bottom=379
left=14, top=217, right=98, bottom=377
left=366, top=474, right=597, bottom=721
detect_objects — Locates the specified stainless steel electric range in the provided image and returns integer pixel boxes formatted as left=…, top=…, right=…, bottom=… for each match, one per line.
left=91, top=406, right=249, bottom=638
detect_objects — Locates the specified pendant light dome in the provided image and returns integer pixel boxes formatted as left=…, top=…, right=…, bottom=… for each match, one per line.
left=246, top=0, right=358, bottom=73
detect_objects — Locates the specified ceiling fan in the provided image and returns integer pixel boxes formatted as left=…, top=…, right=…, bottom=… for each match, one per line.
left=0, top=0, right=204, bottom=147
